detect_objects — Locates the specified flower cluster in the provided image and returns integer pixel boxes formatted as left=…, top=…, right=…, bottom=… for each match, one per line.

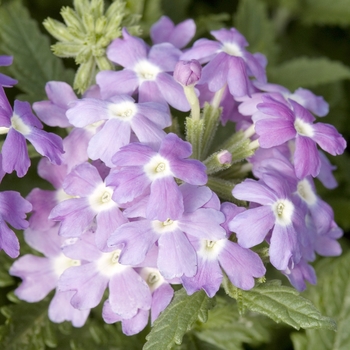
left=2, top=14, right=346, bottom=335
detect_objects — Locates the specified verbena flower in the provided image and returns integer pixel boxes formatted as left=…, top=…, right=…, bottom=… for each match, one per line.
left=0, top=87, right=64, bottom=177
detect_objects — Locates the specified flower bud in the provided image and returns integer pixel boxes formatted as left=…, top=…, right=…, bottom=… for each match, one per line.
left=173, top=59, right=202, bottom=86
left=217, top=150, right=232, bottom=165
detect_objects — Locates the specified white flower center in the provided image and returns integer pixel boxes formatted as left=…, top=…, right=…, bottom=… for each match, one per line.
left=272, top=199, right=294, bottom=226
left=144, top=154, right=172, bottom=180
left=134, top=60, right=161, bottom=82
left=139, top=267, right=164, bottom=292
left=294, top=118, right=314, bottom=137
left=88, top=183, right=115, bottom=212
left=297, top=179, right=317, bottom=206
left=198, top=238, right=226, bottom=260
left=97, top=249, right=127, bottom=277
left=11, top=114, right=31, bottom=135
left=222, top=42, right=242, bottom=57
left=152, top=218, right=178, bottom=234
left=108, top=101, right=137, bottom=121
left=53, top=254, right=81, bottom=277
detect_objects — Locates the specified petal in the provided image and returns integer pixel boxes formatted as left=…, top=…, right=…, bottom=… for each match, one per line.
left=109, top=269, right=152, bottom=319
left=269, top=224, right=301, bottom=270
left=88, top=119, right=131, bottom=167
left=58, top=263, right=108, bottom=309
left=312, top=123, right=346, bottom=156
left=219, top=241, right=266, bottom=290
left=108, top=221, right=158, bottom=265
left=107, top=29, right=149, bottom=68
left=182, top=256, right=222, bottom=297
left=229, top=206, right=275, bottom=248
left=147, top=177, right=184, bottom=221
left=96, top=70, right=139, bottom=99
left=2, top=129, right=30, bottom=177
left=49, top=290, right=90, bottom=327
left=294, top=136, right=320, bottom=178
left=10, top=255, right=56, bottom=301
left=157, top=229, right=197, bottom=279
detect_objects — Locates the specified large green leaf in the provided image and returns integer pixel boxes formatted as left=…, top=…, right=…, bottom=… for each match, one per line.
left=233, top=0, right=279, bottom=62
left=143, top=289, right=215, bottom=350
left=291, top=251, right=350, bottom=350
left=0, top=0, right=74, bottom=103
left=223, top=278, right=336, bottom=331
left=194, top=296, right=271, bottom=350
left=302, top=0, right=350, bottom=27
left=0, top=300, right=57, bottom=350
left=268, top=57, right=350, bottom=90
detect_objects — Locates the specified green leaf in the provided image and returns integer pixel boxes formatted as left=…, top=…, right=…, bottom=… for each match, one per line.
left=291, top=251, right=350, bottom=350
left=0, top=252, right=15, bottom=288
left=0, top=0, right=74, bottom=103
left=140, top=0, right=163, bottom=35
left=302, top=0, right=350, bottom=27
left=0, top=300, right=57, bottom=350
left=223, top=278, right=336, bottom=331
left=268, top=57, right=350, bottom=90
left=143, top=289, right=215, bottom=350
left=195, top=13, right=231, bottom=39
left=175, top=333, right=222, bottom=350
left=194, top=296, right=271, bottom=350
left=233, top=0, right=279, bottom=62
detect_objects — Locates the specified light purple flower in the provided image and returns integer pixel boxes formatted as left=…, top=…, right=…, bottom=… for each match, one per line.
left=58, top=232, right=152, bottom=319
left=0, top=191, right=32, bottom=258
left=9, top=226, right=90, bottom=326
left=49, top=162, right=127, bottom=249
left=181, top=28, right=266, bottom=97
left=66, top=95, right=170, bottom=167
left=150, top=16, right=196, bottom=49
left=96, top=29, right=190, bottom=111
left=108, top=185, right=226, bottom=279
left=107, top=133, right=207, bottom=221
left=102, top=267, right=174, bottom=335
left=255, top=96, right=346, bottom=178
left=32, top=81, right=77, bottom=128
left=182, top=202, right=266, bottom=296
left=0, top=55, right=17, bottom=87
left=0, top=87, right=64, bottom=177
left=252, top=82, right=329, bottom=117
left=229, top=173, right=306, bottom=270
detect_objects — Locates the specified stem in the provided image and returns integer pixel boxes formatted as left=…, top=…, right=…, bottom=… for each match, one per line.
left=211, top=85, right=226, bottom=109
left=184, top=86, right=200, bottom=121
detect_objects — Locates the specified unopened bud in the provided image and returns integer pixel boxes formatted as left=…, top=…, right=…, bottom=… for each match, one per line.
left=217, top=150, right=232, bottom=165
left=174, top=59, right=202, bottom=86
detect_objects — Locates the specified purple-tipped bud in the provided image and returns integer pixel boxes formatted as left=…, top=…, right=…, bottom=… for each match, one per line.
left=173, top=59, right=202, bottom=86
left=217, top=150, right=232, bottom=164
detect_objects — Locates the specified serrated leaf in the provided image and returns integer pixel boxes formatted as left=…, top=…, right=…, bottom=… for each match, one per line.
left=302, top=0, right=350, bottom=27
left=0, top=300, right=56, bottom=350
left=233, top=0, right=279, bottom=62
left=291, top=251, right=350, bottom=350
left=143, top=289, right=215, bottom=350
left=0, top=0, right=74, bottom=103
left=194, top=297, right=271, bottom=350
left=223, top=278, right=336, bottom=331
left=268, top=57, right=350, bottom=90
